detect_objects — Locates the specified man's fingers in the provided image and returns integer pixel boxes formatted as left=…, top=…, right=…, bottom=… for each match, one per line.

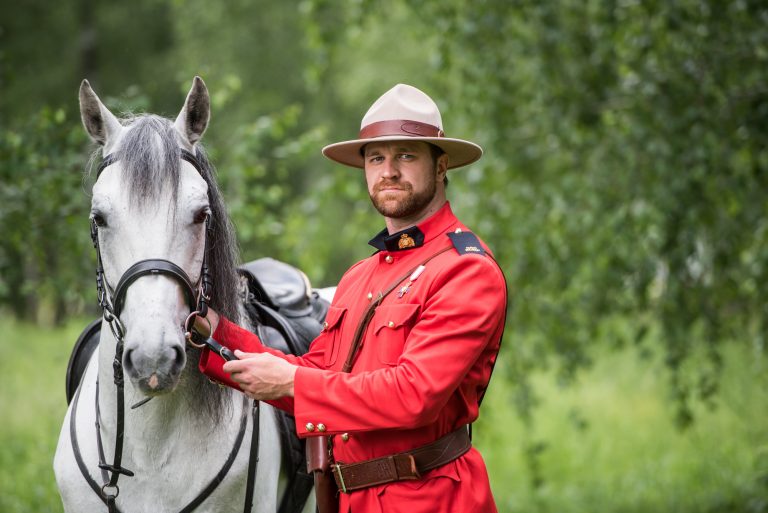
left=223, top=352, right=259, bottom=373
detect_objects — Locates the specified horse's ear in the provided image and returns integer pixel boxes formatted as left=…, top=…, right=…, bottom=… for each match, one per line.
left=79, top=79, right=122, bottom=148
left=175, top=76, right=210, bottom=147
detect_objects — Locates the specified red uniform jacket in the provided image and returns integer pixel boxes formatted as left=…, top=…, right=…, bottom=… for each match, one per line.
left=200, top=202, right=507, bottom=513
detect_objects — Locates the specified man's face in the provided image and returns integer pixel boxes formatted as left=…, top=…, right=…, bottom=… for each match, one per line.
left=363, top=141, right=446, bottom=220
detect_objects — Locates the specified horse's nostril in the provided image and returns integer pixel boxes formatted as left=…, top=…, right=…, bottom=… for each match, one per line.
left=170, top=345, right=186, bottom=375
left=123, top=348, right=136, bottom=376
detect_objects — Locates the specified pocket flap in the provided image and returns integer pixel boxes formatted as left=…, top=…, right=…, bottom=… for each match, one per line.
left=373, top=303, right=420, bottom=334
left=322, top=306, right=347, bottom=331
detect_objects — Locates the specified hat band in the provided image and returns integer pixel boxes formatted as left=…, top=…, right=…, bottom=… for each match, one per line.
left=359, top=120, right=445, bottom=140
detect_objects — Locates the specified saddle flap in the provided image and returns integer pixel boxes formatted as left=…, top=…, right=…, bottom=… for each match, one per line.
left=238, top=257, right=311, bottom=313
left=66, top=318, right=101, bottom=404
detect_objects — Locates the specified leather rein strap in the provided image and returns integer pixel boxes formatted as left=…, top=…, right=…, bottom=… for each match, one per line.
left=69, top=380, right=253, bottom=513
left=73, top=148, right=259, bottom=513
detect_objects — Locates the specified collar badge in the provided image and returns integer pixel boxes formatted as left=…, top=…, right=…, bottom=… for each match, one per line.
left=398, top=233, right=416, bottom=250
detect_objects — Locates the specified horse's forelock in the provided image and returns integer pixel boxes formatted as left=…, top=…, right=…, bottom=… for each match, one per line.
left=116, top=115, right=181, bottom=208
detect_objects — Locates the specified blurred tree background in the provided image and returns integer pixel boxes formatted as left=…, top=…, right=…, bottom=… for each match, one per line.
left=1, top=0, right=767, bottom=511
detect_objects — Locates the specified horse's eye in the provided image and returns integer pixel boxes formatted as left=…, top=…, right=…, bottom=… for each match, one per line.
left=193, top=208, right=210, bottom=225
left=91, top=212, right=107, bottom=228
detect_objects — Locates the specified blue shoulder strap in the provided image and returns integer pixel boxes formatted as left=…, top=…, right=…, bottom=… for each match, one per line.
left=446, top=231, right=486, bottom=256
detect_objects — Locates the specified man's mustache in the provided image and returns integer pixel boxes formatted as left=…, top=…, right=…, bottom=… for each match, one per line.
left=374, top=180, right=412, bottom=194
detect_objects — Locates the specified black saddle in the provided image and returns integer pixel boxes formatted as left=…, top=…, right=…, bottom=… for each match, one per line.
left=65, top=257, right=330, bottom=513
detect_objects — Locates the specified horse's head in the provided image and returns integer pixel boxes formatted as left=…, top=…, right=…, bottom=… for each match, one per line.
left=80, top=77, right=215, bottom=396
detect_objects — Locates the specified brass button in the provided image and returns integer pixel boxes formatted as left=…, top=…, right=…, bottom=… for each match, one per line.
left=454, top=228, right=462, bottom=233
left=322, top=322, right=328, bottom=330
left=367, top=292, right=373, bottom=300
left=305, top=422, right=315, bottom=432
left=385, top=255, right=393, bottom=263
left=388, top=321, right=395, bottom=328
left=317, top=423, right=327, bottom=432
left=341, top=433, right=350, bottom=442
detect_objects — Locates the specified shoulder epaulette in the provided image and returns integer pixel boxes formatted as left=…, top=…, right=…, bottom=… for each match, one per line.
left=446, top=231, right=486, bottom=256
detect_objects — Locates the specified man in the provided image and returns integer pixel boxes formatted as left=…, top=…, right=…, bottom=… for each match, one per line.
left=197, top=84, right=507, bottom=512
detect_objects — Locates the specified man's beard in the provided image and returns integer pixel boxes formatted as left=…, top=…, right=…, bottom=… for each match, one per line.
left=369, top=176, right=437, bottom=219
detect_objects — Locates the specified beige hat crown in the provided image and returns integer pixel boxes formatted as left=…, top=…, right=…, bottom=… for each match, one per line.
left=322, top=84, right=482, bottom=169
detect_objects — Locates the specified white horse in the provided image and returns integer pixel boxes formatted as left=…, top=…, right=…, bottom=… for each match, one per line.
left=54, top=77, right=313, bottom=513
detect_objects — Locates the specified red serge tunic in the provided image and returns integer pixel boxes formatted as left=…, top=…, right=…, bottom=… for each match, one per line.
left=200, top=202, right=507, bottom=513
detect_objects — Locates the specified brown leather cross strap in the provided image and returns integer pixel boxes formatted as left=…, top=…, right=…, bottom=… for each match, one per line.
left=332, top=426, right=471, bottom=493
left=341, top=245, right=452, bottom=372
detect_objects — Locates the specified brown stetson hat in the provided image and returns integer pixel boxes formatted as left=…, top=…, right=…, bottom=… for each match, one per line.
left=322, top=84, right=483, bottom=170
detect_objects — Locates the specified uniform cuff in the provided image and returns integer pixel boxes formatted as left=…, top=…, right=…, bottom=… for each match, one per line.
left=293, top=366, right=334, bottom=437
left=198, top=316, right=261, bottom=389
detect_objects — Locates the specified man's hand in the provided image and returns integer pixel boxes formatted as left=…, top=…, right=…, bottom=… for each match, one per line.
left=223, top=350, right=297, bottom=400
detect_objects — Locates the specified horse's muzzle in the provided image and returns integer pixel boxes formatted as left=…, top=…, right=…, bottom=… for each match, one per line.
left=123, top=341, right=186, bottom=395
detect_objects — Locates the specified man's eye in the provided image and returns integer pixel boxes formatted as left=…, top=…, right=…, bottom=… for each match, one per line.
left=399, top=153, right=414, bottom=160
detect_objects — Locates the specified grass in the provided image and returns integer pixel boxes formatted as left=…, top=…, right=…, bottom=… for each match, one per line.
left=0, top=316, right=85, bottom=513
left=476, top=339, right=768, bottom=512
left=1, top=315, right=766, bottom=512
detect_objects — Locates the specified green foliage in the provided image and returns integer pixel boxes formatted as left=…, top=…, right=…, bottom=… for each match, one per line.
left=0, top=108, right=93, bottom=323
left=476, top=336, right=768, bottom=512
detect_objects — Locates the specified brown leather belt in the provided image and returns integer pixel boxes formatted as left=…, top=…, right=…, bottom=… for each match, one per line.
left=331, top=426, right=471, bottom=493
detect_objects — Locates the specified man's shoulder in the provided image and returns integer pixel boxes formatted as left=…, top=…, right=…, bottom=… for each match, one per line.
left=436, top=229, right=505, bottom=283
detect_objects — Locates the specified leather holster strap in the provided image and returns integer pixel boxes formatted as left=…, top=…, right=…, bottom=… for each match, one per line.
left=332, top=426, right=471, bottom=493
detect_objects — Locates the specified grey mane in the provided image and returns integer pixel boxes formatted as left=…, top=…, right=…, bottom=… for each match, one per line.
left=107, top=114, right=243, bottom=422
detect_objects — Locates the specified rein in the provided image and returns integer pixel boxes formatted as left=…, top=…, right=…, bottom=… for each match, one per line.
left=73, top=148, right=260, bottom=513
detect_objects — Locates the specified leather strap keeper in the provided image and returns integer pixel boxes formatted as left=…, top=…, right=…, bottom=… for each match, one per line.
left=359, top=119, right=445, bottom=140
left=332, top=426, right=471, bottom=493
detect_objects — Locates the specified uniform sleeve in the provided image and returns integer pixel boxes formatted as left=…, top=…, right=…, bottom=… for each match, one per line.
left=292, top=254, right=507, bottom=436
left=198, top=316, right=329, bottom=413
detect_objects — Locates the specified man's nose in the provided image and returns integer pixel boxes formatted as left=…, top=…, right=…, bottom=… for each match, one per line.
left=380, top=157, right=400, bottom=178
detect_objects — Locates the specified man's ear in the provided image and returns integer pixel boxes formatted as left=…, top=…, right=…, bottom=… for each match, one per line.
left=436, top=153, right=449, bottom=182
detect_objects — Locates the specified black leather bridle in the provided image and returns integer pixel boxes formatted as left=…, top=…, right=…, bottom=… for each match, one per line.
left=91, top=148, right=213, bottom=323
left=71, top=148, right=260, bottom=513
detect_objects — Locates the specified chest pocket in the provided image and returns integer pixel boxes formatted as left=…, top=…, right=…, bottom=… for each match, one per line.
left=371, top=303, right=421, bottom=365
left=322, top=306, right=347, bottom=368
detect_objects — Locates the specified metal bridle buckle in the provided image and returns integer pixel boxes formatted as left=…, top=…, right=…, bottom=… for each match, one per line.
left=184, top=310, right=210, bottom=349
left=100, top=483, right=120, bottom=500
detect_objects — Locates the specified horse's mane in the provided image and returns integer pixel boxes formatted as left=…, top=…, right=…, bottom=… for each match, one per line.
left=103, top=114, right=242, bottom=422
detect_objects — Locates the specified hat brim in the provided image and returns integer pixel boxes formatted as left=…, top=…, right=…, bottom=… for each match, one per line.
left=322, top=136, right=483, bottom=170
